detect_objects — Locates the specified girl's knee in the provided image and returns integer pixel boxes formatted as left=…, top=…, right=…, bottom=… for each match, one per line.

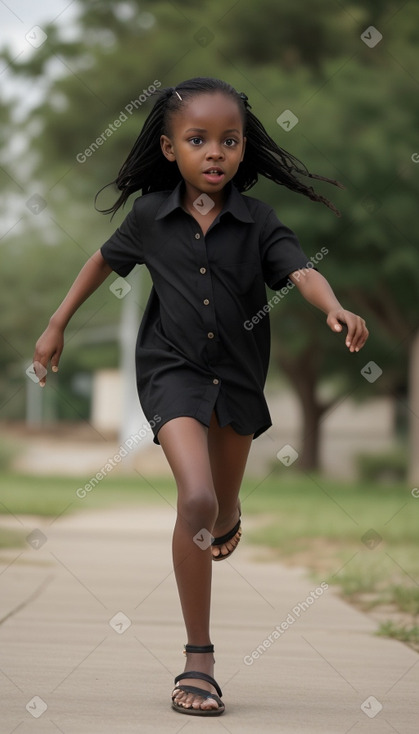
left=177, top=486, right=218, bottom=527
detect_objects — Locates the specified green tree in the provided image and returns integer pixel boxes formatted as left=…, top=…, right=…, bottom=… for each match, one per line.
left=0, top=0, right=417, bottom=477
left=253, top=51, right=419, bottom=472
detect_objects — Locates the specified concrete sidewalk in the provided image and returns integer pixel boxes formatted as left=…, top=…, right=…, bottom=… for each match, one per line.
left=1, top=504, right=418, bottom=734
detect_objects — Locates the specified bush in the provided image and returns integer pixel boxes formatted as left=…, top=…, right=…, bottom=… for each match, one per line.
left=356, top=448, right=407, bottom=483
left=0, top=440, right=19, bottom=472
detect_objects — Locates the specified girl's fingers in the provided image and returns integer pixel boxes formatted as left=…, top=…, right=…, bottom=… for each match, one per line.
left=356, top=326, right=369, bottom=351
left=344, top=317, right=356, bottom=350
left=33, top=333, right=63, bottom=386
left=33, top=359, right=48, bottom=387
left=327, top=313, right=344, bottom=333
left=346, top=316, right=368, bottom=352
left=33, top=350, right=60, bottom=386
left=328, top=310, right=369, bottom=352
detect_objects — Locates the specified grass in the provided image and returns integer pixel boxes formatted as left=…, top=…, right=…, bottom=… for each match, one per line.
left=0, top=472, right=178, bottom=551
left=241, top=472, right=418, bottom=544
left=0, top=472, right=177, bottom=517
left=1, top=470, right=418, bottom=648
left=376, top=621, right=419, bottom=646
left=240, top=471, right=419, bottom=650
left=0, top=527, right=26, bottom=549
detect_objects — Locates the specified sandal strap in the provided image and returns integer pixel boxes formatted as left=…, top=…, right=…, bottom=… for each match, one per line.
left=174, top=671, right=222, bottom=698
left=212, top=517, right=241, bottom=547
left=172, top=683, right=224, bottom=708
left=184, top=643, right=214, bottom=654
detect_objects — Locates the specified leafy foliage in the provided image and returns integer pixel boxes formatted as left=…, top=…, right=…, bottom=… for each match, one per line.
left=0, top=0, right=417, bottom=451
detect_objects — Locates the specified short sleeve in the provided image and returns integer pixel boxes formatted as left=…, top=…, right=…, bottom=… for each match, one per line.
left=260, top=208, right=313, bottom=290
left=100, top=198, right=144, bottom=277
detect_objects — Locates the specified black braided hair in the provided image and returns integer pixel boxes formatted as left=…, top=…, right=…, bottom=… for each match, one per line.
left=96, top=77, right=344, bottom=217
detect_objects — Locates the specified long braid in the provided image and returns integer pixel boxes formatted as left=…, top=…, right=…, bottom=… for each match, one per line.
left=96, top=77, right=344, bottom=217
left=236, top=106, right=344, bottom=216
left=95, top=91, right=178, bottom=214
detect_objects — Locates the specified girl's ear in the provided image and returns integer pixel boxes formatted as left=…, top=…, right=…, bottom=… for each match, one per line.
left=160, top=134, right=176, bottom=161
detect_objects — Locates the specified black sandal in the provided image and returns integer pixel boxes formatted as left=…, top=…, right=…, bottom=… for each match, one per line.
left=171, top=644, right=225, bottom=716
left=211, top=515, right=242, bottom=561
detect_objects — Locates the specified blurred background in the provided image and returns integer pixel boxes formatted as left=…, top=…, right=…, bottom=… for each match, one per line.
left=0, top=0, right=417, bottom=483
left=1, top=0, right=419, bottom=647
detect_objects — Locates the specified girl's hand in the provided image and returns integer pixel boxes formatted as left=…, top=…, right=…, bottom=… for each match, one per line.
left=327, top=308, right=369, bottom=352
left=33, top=323, right=64, bottom=386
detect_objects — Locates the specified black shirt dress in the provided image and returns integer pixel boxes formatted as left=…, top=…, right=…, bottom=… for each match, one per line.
left=100, top=180, right=312, bottom=445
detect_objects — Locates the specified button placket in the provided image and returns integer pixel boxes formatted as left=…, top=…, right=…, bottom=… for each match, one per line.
left=193, top=228, right=218, bottom=344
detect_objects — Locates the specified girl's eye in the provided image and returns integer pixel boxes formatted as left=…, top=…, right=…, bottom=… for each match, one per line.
left=189, top=137, right=203, bottom=145
left=224, top=138, right=238, bottom=147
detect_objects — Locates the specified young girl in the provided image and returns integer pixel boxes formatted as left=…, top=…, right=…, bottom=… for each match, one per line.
left=33, top=77, right=368, bottom=716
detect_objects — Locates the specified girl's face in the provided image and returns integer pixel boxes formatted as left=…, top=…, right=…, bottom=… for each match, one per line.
left=160, top=92, right=246, bottom=201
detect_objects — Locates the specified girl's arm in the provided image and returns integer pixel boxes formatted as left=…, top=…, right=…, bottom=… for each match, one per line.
left=289, top=268, right=369, bottom=352
left=33, top=249, right=113, bottom=386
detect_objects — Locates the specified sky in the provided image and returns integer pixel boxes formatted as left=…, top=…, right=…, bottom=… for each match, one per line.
left=0, top=1, right=152, bottom=109
left=0, top=1, right=155, bottom=229
left=0, top=0, right=81, bottom=117
left=0, top=2, right=82, bottom=229
left=0, top=0, right=79, bottom=55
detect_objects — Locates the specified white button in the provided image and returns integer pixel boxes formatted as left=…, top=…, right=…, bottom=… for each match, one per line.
left=195, top=233, right=201, bottom=239
left=200, top=267, right=206, bottom=274
left=203, top=299, right=209, bottom=305
left=207, top=332, right=214, bottom=339
left=213, top=378, right=219, bottom=385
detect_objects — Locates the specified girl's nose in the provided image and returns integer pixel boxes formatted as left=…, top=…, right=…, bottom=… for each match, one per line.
left=206, top=144, right=224, bottom=159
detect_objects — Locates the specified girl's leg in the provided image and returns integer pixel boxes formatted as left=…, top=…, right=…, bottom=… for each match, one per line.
left=158, top=416, right=220, bottom=711
left=208, top=411, right=254, bottom=558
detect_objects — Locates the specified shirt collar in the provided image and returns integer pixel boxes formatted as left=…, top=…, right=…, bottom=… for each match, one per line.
left=154, top=180, right=255, bottom=224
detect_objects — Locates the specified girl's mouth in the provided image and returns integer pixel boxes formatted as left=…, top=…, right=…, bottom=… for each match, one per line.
left=203, top=168, right=225, bottom=183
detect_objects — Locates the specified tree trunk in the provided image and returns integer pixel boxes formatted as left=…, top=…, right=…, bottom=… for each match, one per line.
left=275, top=346, right=329, bottom=472
left=299, top=386, right=325, bottom=471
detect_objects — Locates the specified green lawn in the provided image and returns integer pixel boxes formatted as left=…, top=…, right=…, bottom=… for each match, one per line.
left=241, top=472, right=419, bottom=649
left=0, top=472, right=177, bottom=517
left=1, top=470, right=418, bottom=647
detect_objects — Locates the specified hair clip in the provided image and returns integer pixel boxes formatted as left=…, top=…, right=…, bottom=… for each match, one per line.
left=174, top=90, right=182, bottom=101
left=239, top=91, right=251, bottom=109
